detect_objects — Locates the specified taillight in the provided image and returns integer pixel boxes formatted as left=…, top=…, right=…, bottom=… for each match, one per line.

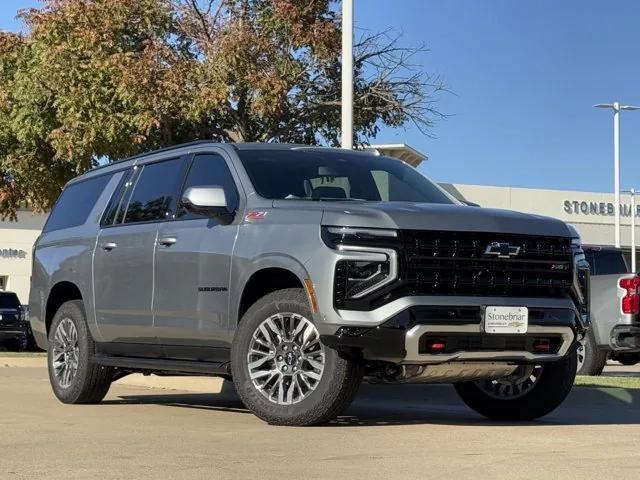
left=619, top=275, right=640, bottom=314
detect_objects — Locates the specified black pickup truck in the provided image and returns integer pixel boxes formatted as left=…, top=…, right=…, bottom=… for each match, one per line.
left=0, top=291, right=30, bottom=351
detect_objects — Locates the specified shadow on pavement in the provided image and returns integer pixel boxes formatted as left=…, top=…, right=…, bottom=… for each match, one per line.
left=108, top=381, right=640, bottom=427
left=104, top=381, right=249, bottom=414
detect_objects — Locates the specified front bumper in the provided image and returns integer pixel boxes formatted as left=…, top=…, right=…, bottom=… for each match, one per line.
left=320, top=303, right=582, bottom=365
left=0, top=326, right=28, bottom=341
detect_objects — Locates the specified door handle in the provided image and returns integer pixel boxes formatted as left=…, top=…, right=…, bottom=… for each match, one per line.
left=102, top=242, right=117, bottom=251
left=158, top=236, right=177, bottom=246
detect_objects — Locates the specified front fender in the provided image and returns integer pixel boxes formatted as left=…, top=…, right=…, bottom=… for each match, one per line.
left=229, top=253, right=311, bottom=328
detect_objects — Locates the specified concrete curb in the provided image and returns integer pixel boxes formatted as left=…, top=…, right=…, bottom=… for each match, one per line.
left=0, top=356, right=226, bottom=393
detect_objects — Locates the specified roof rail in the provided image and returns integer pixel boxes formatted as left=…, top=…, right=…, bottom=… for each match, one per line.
left=88, top=140, right=217, bottom=173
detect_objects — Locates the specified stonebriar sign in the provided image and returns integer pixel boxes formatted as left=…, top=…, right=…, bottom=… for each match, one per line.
left=0, top=248, right=28, bottom=259
left=563, top=200, right=640, bottom=217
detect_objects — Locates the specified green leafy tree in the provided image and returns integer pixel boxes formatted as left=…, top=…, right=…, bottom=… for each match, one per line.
left=0, top=0, right=445, bottom=218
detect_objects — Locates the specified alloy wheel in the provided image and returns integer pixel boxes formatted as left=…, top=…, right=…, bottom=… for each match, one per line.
left=475, top=365, right=544, bottom=400
left=576, top=337, right=587, bottom=373
left=247, top=313, right=325, bottom=405
left=51, top=318, right=80, bottom=388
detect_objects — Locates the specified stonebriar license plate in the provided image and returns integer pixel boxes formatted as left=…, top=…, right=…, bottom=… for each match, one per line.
left=484, top=306, right=528, bottom=334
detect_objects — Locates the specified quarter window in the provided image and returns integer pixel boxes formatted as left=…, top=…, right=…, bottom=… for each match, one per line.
left=176, top=153, right=239, bottom=220
left=123, top=158, right=185, bottom=224
left=44, top=174, right=113, bottom=233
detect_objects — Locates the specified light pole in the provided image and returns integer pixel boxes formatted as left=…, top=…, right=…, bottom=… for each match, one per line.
left=341, top=0, right=354, bottom=149
left=594, top=102, right=640, bottom=248
left=625, top=189, right=637, bottom=272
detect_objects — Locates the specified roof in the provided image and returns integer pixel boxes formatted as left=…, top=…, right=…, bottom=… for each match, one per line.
left=366, top=144, right=428, bottom=167
left=82, top=141, right=421, bottom=181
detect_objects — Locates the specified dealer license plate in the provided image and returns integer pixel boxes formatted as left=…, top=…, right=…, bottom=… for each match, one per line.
left=484, top=306, right=528, bottom=334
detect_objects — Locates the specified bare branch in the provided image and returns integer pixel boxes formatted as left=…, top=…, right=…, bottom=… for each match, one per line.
left=188, top=0, right=212, bottom=41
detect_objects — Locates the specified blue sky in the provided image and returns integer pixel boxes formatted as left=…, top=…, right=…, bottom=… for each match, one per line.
left=2, top=1, right=640, bottom=193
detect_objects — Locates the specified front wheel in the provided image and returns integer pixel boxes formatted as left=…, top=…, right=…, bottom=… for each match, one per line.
left=231, top=288, right=362, bottom=426
left=455, top=350, right=577, bottom=421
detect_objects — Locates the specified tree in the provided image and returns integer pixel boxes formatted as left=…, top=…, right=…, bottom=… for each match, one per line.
left=0, top=0, right=445, bottom=217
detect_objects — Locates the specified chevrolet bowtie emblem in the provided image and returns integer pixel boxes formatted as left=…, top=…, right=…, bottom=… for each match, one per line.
left=484, top=241, right=521, bottom=258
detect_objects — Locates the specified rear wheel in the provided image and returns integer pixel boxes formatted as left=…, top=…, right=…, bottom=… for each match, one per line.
left=576, top=329, right=608, bottom=376
left=231, top=288, right=362, bottom=426
left=47, top=300, right=113, bottom=404
left=455, top=351, right=577, bottom=421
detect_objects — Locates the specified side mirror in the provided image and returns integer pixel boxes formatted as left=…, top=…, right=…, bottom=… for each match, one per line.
left=461, top=200, right=480, bottom=207
left=181, top=186, right=233, bottom=222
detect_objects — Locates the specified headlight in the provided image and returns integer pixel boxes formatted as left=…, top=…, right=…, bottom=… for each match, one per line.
left=322, top=226, right=399, bottom=306
left=322, top=226, right=398, bottom=249
left=337, top=258, right=392, bottom=299
left=567, top=224, right=581, bottom=248
left=333, top=244, right=398, bottom=305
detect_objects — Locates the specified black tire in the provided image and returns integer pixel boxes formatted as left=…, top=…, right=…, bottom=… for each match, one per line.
left=617, top=354, right=640, bottom=366
left=577, top=329, right=608, bottom=376
left=455, top=350, right=577, bottom=421
left=47, top=300, right=113, bottom=404
left=231, top=288, right=363, bottom=426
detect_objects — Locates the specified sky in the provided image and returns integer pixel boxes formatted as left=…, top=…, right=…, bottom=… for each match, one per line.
left=2, top=1, right=640, bottom=193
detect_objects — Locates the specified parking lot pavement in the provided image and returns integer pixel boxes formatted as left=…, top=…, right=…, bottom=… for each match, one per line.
left=1, top=366, right=640, bottom=480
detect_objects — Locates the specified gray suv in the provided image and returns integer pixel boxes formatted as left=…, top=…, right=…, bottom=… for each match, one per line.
left=29, top=142, right=590, bottom=425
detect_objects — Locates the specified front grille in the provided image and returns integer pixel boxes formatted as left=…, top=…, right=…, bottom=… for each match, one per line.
left=401, top=230, right=573, bottom=298
left=419, top=332, right=563, bottom=355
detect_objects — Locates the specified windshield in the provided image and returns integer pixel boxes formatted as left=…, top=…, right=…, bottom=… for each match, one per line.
left=237, top=149, right=456, bottom=204
left=0, top=292, right=20, bottom=309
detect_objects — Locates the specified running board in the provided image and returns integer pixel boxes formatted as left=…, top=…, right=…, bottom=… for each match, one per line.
left=92, top=354, right=230, bottom=376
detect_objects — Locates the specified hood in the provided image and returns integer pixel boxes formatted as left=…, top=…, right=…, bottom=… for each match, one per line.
left=272, top=200, right=573, bottom=237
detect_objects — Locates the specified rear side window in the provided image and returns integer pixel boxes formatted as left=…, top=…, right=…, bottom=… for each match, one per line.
left=590, top=250, right=629, bottom=276
left=101, top=169, right=135, bottom=227
left=123, top=158, right=185, bottom=224
left=176, top=153, right=239, bottom=220
left=44, top=174, right=112, bottom=233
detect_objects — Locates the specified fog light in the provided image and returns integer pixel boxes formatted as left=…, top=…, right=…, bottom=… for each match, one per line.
left=425, top=340, right=447, bottom=353
left=533, top=338, right=551, bottom=352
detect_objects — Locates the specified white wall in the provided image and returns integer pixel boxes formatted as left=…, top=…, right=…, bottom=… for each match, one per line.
left=0, top=210, right=48, bottom=303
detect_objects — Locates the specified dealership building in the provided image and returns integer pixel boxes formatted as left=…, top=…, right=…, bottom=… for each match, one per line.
left=441, top=183, right=640, bottom=251
left=1, top=145, right=637, bottom=304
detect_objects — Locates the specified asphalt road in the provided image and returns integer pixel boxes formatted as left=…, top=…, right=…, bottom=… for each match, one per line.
left=1, top=366, right=640, bottom=480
